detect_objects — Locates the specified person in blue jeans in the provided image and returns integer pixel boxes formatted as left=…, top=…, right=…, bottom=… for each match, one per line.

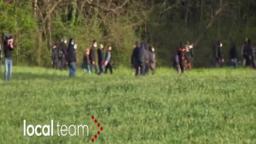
left=67, top=38, right=77, bottom=77
left=3, top=35, right=14, bottom=81
left=69, top=62, right=76, bottom=77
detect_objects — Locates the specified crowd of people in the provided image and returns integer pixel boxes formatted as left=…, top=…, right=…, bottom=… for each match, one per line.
left=1, top=32, right=256, bottom=80
left=173, top=38, right=256, bottom=73
left=211, top=38, right=256, bottom=68
left=52, top=39, right=69, bottom=70
left=131, top=42, right=156, bottom=76
left=51, top=38, right=113, bottom=77
left=82, top=40, right=113, bottom=75
left=51, top=39, right=158, bottom=77
left=173, top=41, right=194, bottom=73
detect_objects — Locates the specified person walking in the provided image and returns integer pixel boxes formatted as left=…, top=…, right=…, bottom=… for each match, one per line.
left=148, top=46, right=156, bottom=74
left=97, top=44, right=104, bottom=75
left=241, top=38, right=253, bottom=67
left=83, top=48, right=91, bottom=74
left=104, top=45, right=113, bottom=74
left=52, top=43, right=58, bottom=68
left=59, top=39, right=68, bottom=69
left=3, top=34, right=14, bottom=81
left=67, top=38, right=77, bottom=77
left=131, top=42, right=145, bottom=76
left=213, top=40, right=224, bottom=67
left=89, top=40, right=98, bottom=74
left=229, top=41, right=238, bottom=68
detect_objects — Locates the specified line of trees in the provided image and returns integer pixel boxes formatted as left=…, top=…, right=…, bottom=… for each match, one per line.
left=1, top=0, right=256, bottom=67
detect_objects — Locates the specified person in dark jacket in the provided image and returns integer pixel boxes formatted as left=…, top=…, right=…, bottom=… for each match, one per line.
left=83, top=48, right=91, bottom=74
left=143, top=43, right=150, bottom=75
left=3, top=34, right=14, bottom=80
left=58, top=39, right=68, bottom=69
left=89, top=40, right=98, bottom=74
left=241, top=38, right=253, bottom=67
left=176, top=43, right=186, bottom=73
left=131, top=41, right=145, bottom=76
left=173, top=48, right=181, bottom=73
left=97, top=44, right=104, bottom=75
left=104, top=45, right=113, bottom=74
left=213, top=40, right=224, bottom=67
left=253, top=46, right=256, bottom=68
left=52, top=43, right=58, bottom=68
left=67, top=38, right=77, bottom=77
left=229, top=41, right=238, bottom=68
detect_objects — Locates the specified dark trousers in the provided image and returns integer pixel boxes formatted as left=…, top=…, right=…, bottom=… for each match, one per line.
left=59, top=57, right=67, bottom=69
left=98, top=62, right=104, bottom=74
left=179, top=57, right=185, bottom=73
left=143, top=63, right=149, bottom=75
left=230, top=58, right=238, bottom=68
left=244, top=55, right=253, bottom=66
left=134, top=62, right=144, bottom=76
left=53, top=58, right=58, bottom=69
left=105, top=63, right=113, bottom=74
left=215, top=57, right=224, bottom=67
left=91, top=63, right=98, bottom=74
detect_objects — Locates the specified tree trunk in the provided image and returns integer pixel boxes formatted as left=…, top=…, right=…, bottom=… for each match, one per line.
left=33, top=0, right=37, bottom=16
left=46, top=17, right=52, bottom=49
left=70, top=0, right=77, bottom=27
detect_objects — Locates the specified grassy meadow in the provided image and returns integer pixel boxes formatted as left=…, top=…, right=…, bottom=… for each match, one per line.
left=0, top=66, right=255, bottom=144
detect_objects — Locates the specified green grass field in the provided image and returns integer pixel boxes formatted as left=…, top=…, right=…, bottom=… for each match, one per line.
left=0, top=66, right=255, bottom=144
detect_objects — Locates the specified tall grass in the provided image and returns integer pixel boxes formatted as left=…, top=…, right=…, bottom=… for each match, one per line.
left=0, top=67, right=255, bottom=144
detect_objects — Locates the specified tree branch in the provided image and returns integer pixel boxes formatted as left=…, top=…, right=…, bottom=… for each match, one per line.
left=85, top=0, right=130, bottom=15
left=42, top=0, right=63, bottom=24
left=194, top=3, right=228, bottom=47
left=160, top=0, right=181, bottom=16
